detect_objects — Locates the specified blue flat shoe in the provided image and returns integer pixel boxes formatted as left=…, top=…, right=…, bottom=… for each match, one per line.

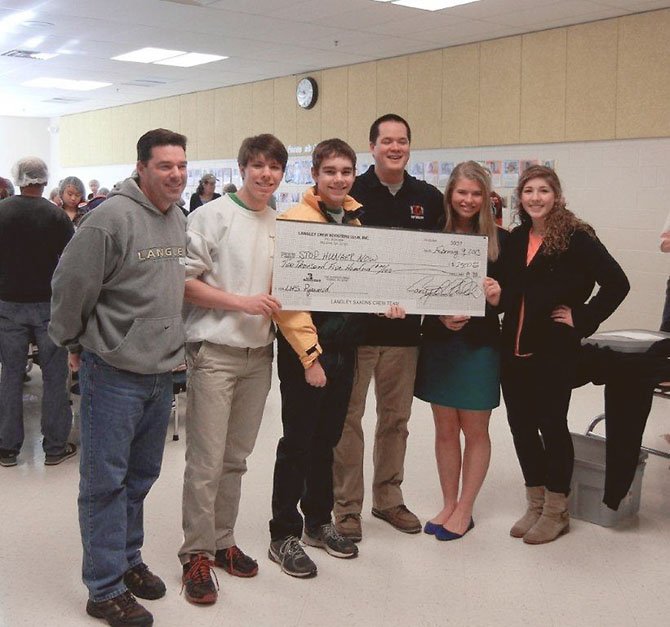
left=435, top=518, right=475, bottom=542
left=423, top=521, right=442, bottom=535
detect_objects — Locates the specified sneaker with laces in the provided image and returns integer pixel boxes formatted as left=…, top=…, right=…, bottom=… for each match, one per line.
left=123, top=563, right=166, bottom=600
left=268, top=536, right=317, bottom=578
left=371, top=504, right=422, bottom=534
left=45, top=442, right=77, bottom=466
left=214, top=545, right=258, bottom=577
left=303, top=522, right=359, bottom=558
left=181, top=554, right=218, bottom=605
left=86, top=590, right=153, bottom=626
left=0, top=449, right=18, bottom=467
left=335, top=513, right=362, bottom=542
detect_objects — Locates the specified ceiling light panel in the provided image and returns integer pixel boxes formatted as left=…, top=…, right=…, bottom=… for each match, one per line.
left=22, top=77, right=111, bottom=91
left=154, top=52, right=227, bottom=67
left=374, top=0, right=480, bottom=10
left=30, top=52, right=58, bottom=60
left=112, top=47, right=185, bottom=63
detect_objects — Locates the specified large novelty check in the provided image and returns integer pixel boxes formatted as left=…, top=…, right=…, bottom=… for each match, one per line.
left=273, top=220, right=488, bottom=316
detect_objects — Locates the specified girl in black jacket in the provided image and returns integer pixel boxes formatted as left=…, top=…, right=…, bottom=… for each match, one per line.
left=499, top=165, right=629, bottom=544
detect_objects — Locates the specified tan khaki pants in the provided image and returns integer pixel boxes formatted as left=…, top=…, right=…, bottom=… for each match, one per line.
left=333, top=345, right=418, bottom=516
left=179, top=341, right=272, bottom=563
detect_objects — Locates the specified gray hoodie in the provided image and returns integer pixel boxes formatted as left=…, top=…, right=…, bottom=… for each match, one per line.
left=49, top=178, right=186, bottom=374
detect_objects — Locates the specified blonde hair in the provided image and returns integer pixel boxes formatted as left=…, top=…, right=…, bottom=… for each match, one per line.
left=516, top=165, right=594, bottom=255
left=444, top=160, right=499, bottom=261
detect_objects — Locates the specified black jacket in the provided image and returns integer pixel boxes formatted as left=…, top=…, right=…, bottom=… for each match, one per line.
left=351, top=166, right=444, bottom=346
left=189, top=192, right=221, bottom=213
left=0, top=195, right=74, bottom=302
left=498, top=224, right=630, bottom=357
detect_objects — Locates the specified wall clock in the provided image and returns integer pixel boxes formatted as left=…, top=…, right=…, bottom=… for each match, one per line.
left=296, top=77, right=318, bottom=109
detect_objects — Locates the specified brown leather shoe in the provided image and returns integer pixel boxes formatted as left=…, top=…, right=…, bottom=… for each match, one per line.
left=335, top=513, right=362, bottom=542
left=86, top=590, right=153, bottom=626
left=371, top=505, right=421, bottom=534
left=123, top=563, right=166, bottom=600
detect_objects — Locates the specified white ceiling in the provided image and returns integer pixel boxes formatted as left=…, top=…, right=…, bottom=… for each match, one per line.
left=0, top=0, right=668, bottom=118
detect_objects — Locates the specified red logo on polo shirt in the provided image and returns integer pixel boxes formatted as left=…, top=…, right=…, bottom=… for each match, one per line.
left=410, top=205, right=425, bottom=219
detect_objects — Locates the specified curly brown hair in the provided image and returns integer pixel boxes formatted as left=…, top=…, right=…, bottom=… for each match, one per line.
left=516, top=165, right=594, bottom=255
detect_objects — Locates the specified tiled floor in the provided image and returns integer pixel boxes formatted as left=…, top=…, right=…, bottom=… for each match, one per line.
left=1, top=364, right=669, bottom=626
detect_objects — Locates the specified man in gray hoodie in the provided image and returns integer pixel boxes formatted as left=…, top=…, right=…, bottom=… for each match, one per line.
left=50, top=128, right=188, bottom=627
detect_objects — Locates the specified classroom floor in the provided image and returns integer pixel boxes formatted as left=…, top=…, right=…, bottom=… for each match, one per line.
left=1, top=362, right=669, bottom=627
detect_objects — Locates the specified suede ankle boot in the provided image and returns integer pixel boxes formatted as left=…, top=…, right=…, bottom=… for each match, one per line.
left=510, top=486, right=545, bottom=538
left=523, top=489, right=570, bottom=544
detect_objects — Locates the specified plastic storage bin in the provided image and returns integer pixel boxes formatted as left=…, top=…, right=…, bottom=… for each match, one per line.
left=568, top=432, right=647, bottom=527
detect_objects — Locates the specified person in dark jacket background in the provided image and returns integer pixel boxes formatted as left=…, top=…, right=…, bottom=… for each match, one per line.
left=189, top=172, right=220, bottom=213
left=499, top=165, right=629, bottom=545
left=0, top=157, right=74, bottom=468
left=659, top=209, right=670, bottom=331
left=59, top=175, right=88, bottom=226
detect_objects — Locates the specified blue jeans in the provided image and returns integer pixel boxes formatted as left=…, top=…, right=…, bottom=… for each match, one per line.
left=78, top=351, right=172, bottom=601
left=0, top=300, right=71, bottom=456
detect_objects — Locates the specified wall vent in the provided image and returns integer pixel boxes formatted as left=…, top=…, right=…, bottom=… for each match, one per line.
left=159, top=1, right=206, bottom=6
left=121, top=78, right=170, bottom=87
left=1, top=49, right=41, bottom=59
left=43, top=97, right=85, bottom=103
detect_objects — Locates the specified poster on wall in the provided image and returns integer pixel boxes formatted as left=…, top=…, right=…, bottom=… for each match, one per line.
left=409, top=162, right=425, bottom=179
left=520, top=159, right=539, bottom=172
left=425, top=160, right=440, bottom=187
left=485, top=160, right=502, bottom=187
left=181, top=150, right=556, bottom=225
left=438, top=161, right=454, bottom=188
left=502, top=160, right=520, bottom=187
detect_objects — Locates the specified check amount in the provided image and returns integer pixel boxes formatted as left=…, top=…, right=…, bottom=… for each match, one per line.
left=273, top=220, right=488, bottom=316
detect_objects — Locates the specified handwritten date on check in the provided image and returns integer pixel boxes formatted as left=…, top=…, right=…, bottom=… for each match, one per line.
left=272, top=220, right=488, bottom=316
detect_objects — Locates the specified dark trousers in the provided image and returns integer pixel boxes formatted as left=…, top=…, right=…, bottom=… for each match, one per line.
left=574, top=342, right=670, bottom=509
left=269, top=333, right=355, bottom=541
left=661, top=276, right=670, bottom=332
left=501, top=354, right=575, bottom=495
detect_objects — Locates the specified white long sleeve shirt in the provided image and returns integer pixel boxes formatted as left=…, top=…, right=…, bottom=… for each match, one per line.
left=183, top=193, right=276, bottom=348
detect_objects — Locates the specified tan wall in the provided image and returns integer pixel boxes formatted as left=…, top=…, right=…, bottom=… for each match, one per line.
left=60, top=8, right=670, bottom=166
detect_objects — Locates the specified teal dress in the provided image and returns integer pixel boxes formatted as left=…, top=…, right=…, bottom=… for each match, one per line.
left=414, top=332, right=500, bottom=410
left=414, top=227, right=507, bottom=411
